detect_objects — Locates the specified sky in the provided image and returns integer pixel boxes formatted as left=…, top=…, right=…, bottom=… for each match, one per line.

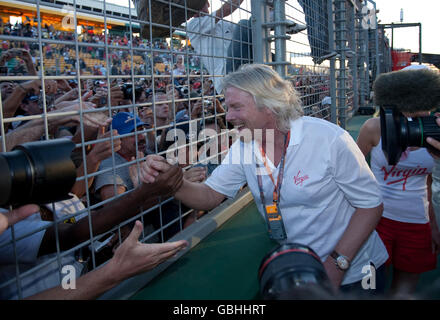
left=371, top=0, right=440, bottom=54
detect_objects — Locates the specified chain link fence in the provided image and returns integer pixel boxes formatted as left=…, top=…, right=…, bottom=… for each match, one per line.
left=0, top=0, right=391, bottom=299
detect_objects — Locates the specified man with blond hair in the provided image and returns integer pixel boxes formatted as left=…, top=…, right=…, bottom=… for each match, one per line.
left=141, top=64, right=388, bottom=297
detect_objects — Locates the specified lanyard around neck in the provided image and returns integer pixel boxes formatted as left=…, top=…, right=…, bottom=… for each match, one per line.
left=257, top=131, right=290, bottom=205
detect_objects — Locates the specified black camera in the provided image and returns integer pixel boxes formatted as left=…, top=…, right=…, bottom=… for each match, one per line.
left=380, top=107, right=440, bottom=165
left=374, top=67, right=440, bottom=165
left=176, top=85, right=189, bottom=98
left=121, top=83, right=145, bottom=101
left=258, top=243, right=333, bottom=300
left=0, top=139, right=77, bottom=207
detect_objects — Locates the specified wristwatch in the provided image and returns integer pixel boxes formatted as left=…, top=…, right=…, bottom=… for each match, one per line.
left=330, top=250, right=350, bottom=271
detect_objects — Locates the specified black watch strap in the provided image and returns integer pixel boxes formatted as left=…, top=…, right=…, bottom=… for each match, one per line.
left=330, top=250, right=340, bottom=260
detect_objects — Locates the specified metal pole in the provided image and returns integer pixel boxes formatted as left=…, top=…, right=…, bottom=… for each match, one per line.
left=335, top=0, right=347, bottom=128
left=273, top=0, right=287, bottom=77
left=357, top=7, right=365, bottom=110
left=391, top=23, right=394, bottom=50
left=350, top=4, right=358, bottom=114
left=373, top=1, right=380, bottom=76
left=328, top=0, right=337, bottom=124
left=251, top=0, right=270, bottom=64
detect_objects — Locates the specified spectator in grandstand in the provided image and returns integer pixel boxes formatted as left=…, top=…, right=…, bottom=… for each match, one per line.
left=10, top=94, right=40, bottom=129
left=202, top=78, right=215, bottom=97
left=0, top=78, right=58, bottom=131
left=70, top=121, right=122, bottom=199
left=181, top=105, right=229, bottom=228
left=1, top=100, right=108, bottom=152
left=166, top=84, right=185, bottom=120
left=186, top=0, right=244, bottom=94
left=320, top=96, right=331, bottom=119
left=141, top=64, right=388, bottom=296
left=141, top=91, right=171, bottom=151
left=0, top=81, right=14, bottom=100
left=198, top=107, right=228, bottom=171
left=0, top=163, right=185, bottom=299
left=88, top=83, right=125, bottom=108
left=153, top=56, right=167, bottom=75
left=172, top=54, right=186, bottom=76
left=0, top=48, right=37, bottom=76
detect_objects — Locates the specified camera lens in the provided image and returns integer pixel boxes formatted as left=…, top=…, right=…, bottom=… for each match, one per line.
left=0, top=139, right=77, bottom=207
left=381, top=107, right=440, bottom=165
left=258, top=243, right=332, bottom=300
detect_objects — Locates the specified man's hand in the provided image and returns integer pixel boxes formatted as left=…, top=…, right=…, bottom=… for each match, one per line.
left=89, top=87, right=108, bottom=107
left=140, top=106, right=154, bottom=127
left=107, top=220, right=188, bottom=283
left=42, top=80, right=58, bottom=96
left=18, top=49, right=37, bottom=75
left=190, top=100, right=203, bottom=119
left=147, top=164, right=184, bottom=198
left=137, top=155, right=184, bottom=197
left=0, top=49, right=36, bottom=75
left=184, top=166, right=207, bottom=183
left=89, top=86, right=124, bottom=107
left=49, top=101, right=111, bottom=132
left=19, top=79, right=57, bottom=96
left=129, top=151, right=146, bottom=189
left=88, top=125, right=121, bottom=165
left=54, top=88, right=79, bottom=105
left=56, top=79, right=73, bottom=92
left=426, top=117, right=440, bottom=159
left=323, top=257, right=345, bottom=293
left=214, top=98, right=225, bottom=114
left=0, top=204, right=39, bottom=235
left=110, top=86, right=124, bottom=106
left=138, top=154, right=172, bottom=183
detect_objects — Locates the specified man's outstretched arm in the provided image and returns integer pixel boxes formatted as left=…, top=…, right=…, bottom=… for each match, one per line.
left=215, top=0, right=245, bottom=21
left=28, top=221, right=188, bottom=300
left=38, top=164, right=183, bottom=256
left=142, top=155, right=226, bottom=211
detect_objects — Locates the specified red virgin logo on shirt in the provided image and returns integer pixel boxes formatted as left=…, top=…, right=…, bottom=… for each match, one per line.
left=294, top=170, right=309, bottom=186
left=381, top=165, right=428, bottom=191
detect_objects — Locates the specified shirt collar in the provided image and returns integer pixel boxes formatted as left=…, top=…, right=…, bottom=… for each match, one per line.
left=288, top=116, right=304, bottom=147
left=249, top=117, right=304, bottom=170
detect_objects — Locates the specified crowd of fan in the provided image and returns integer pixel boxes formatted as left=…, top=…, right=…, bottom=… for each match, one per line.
left=0, top=19, right=332, bottom=299
left=0, top=20, right=203, bottom=78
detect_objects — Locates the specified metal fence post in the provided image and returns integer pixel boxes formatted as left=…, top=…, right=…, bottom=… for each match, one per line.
left=356, top=5, right=365, bottom=110
left=272, top=0, right=288, bottom=77
left=328, top=0, right=337, bottom=124
left=251, top=0, right=271, bottom=64
left=347, top=1, right=358, bottom=115
left=334, top=0, right=347, bottom=128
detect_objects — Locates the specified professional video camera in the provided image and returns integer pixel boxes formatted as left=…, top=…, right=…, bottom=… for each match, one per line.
left=121, top=83, right=145, bottom=101
left=0, top=139, right=77, bottom=207
left=375, top=67, right=440, bottom=165
left=258, top=243, right=333, bottom=299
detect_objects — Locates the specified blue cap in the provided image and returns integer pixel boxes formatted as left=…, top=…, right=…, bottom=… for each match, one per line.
left=112, top=112, right=147, bottom=135
left=22, top=95, right=39, bottom=103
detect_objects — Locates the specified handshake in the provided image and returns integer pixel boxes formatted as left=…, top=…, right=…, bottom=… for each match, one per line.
left=135, top=155, right=185, bottom=198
